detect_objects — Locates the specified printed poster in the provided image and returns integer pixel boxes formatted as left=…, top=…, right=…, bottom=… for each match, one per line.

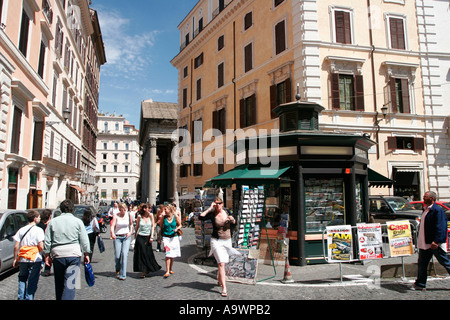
left=326, top=225, right=353, bottom=262
left=357, top=223, right=383, bottom=260
left=386, top=220, right=414, bottom=257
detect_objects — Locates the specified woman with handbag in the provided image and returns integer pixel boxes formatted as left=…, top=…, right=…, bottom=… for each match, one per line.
left=133, top=203, right=161, bottom=278
left=158, top=204, right=182, bottom=278
left=82, top=209, right=99, bottom=262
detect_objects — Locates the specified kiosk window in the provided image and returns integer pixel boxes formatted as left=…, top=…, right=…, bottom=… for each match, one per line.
left=305, top=178, right=345, bottom=233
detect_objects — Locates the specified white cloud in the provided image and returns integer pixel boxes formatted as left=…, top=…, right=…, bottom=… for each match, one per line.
left=97, top=9, right=159, bottom=78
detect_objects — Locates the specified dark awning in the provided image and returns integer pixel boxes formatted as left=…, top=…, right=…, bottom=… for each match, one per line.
left=204, top=165, right=291, bottom=188
left=368, top=168, right=393, bottom=188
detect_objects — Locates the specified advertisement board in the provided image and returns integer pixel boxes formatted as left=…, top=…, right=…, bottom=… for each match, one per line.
left=357, top=223, right=383, bottom=260
left=326, top=225, right=353, bottom=262
left=386, top=220, right=414, bottom=257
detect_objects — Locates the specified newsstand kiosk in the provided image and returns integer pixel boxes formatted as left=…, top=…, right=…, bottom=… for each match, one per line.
left=207, top=97, right=379, bottom=266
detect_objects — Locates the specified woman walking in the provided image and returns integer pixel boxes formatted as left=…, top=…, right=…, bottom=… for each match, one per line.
left=82, top=209, right=99, bottom=262
left=110, top=202, right=133, bottom=280
left=133, top=203, right=161, bottom=278
left=158, top=204, right=182, bottom=278
left=199, top=197, right=240, bottom=297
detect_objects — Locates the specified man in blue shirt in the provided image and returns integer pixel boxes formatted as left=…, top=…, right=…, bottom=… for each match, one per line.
left=412, top=191, right=450, bottom=290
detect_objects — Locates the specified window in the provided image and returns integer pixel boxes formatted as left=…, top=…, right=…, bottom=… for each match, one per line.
left=38, top=41, right=46, bottom=78
left=124, top=165, right=129, bottom=173
left=193, top=163, right=203, bottom=176
left=113, top=165, right=117, bottom=173
left=113, top=178, right=117, bottom=183
left=213, top=108, right=226, bottom=134
left=102, top=165, right=106, bottom=172
left=103, top=142, right=107, bottom=149
left=275, top=20, right=286, bottom=54
left=102, top=153, right=107, bottom=160
left=244, top=43, right=253, bottom=73
left=124, top=178, right=128, bottom=183
left=330, top=73, right=364, bottom=111
left=183, top=66, right=188, bottom=78
left=274, top=0, right=285, bottom=7
left=115, top=122, right=119, bottom=130
left=196, top=78, right=202, bottom=100
left=112, top=190, right=118, bottom=199
left=125, top=143, right=129, bottom=150
left=124, top=154, right=129, bottom=160
left=240, top=94, right=256, bottom=128
left=218, top=35, right=225, bottom=51
left=218, top=62, right=224, bottom=88
left=191, top=119, right=203, bottom=143
left=387, top=77, right=410, bottom=113
left=10, top=107, right=22, bottom=154
left=389, top=17, right=406, bottom=50
left=194, top=53, right=204, bottom=69
left=270, top=78, right=291, bottom=118
left=334, top=11, right=352, bottom=44
left=114, top=143, right=118, bottom=150
left=19, top=10, right=30, bottom=56
left=244, top=12, right=253, bottom=30
left=102, top=178, right=106, bottom=183
left=113, top=153, right=118, bottom=160
left=32, top=121, right=44, bottom=161
left=183, top=88, right=188, bottom=109
left=387, top=137, right=424, bottom=152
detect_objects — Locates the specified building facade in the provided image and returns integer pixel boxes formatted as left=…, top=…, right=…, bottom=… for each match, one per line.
left=96, top=114, right=140, bottom=203
left=171, top=0, right=447, bottom=202
left=0, top=0, right=105, bottom=209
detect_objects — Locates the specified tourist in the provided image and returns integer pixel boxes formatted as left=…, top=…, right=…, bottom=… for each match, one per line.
left=110, top=202, right=133, bottom=280
left=158, top=204, right=182, bottom=278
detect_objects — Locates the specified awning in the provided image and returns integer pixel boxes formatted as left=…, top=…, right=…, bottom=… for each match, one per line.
left=368, top=168, right=393, bottom=188
left=69, top=184, right=87, bottom=194
left=205, top=165, right=292, bottom=188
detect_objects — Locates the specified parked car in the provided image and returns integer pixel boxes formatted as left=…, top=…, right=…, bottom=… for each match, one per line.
left=0, top=210, right=28, bottom=274
left=72, top=204, right=106, bottom=233
left=369, top=196, right=423, bottom=231
left=410, top=201, right=450, bottom=211
left=27, top=208, right=62, bottom=219
left=410, top=201, right=450, bottom=220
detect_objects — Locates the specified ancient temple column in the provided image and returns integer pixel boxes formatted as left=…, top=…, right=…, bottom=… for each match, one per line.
left=148, top=137, right=157, bottom=206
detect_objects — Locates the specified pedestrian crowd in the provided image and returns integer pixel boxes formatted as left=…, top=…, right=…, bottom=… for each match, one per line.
left=11, top=199, right=191, bottom=300
left=10, top=190, right=450, bottom=299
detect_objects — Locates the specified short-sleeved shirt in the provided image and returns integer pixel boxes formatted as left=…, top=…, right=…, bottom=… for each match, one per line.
left=13, top=225, right=45, bottom=263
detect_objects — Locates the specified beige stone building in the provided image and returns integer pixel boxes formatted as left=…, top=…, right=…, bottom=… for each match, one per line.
left=172, top=0, right=437, bottom=202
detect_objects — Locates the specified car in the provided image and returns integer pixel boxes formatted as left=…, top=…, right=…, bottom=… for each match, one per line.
left=0, top=210, right=28, bottom=274
left=27, top=208, right=62, bottom=219
left=369, top=196, right=423, bottom=231
left=410, top=201, right=450, bottom=211
left=73, top=204, right=101, bottom=220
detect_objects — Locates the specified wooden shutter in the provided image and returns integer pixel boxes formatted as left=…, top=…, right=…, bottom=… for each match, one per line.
left=387, top=137, right=397, bottom=150
left=355, top=75, right=365, bottom=111
left=331, top=73, right=340, bottom=109
left=270, top=84, right=277, bottom=119
left=251, top=94, right=257, bottom=126
left=240, top=99, right=245, bottom=128
left=244, top=43, right=252, bottom=72
left=285, top=78, right=292, bottom=103
left=401, top=79, right=410, bottom=114
left=389, top=77, right=398, bottom=113
left=413, top=138, right=424, bottom=151
left=390, top=18, right=405, bottom=49
left=32, top=121, right=44, bottom=161
left=275, top=20, right=286, bottom=54
left=218, top=63, right=224, bottom=88
left=335, top=11, right=351, bottom=44
left=11, top=107, right=22, bottom=154
left=212, top=110, right=219, bottom=131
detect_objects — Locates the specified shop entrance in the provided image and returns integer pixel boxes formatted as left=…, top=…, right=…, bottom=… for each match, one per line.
left=393, top=170, right=420, bottom=201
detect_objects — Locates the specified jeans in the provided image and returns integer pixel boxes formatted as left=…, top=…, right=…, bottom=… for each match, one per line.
left=415, top=247, right=450, bottom=288
left=18, top=261, right=41, bottom=300
left=114, top=235, right=131, bottom=279
left=53, top=256, right=81, bottom=300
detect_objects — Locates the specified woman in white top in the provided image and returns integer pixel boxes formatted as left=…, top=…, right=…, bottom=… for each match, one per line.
left=110, top=202, right=133, bottom=280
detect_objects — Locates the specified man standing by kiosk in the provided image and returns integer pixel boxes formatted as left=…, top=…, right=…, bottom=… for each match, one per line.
left=412, top=191, right=450, bottom=290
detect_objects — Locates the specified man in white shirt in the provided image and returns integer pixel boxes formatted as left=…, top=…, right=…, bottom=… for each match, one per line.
left=13, top=210, right=45, bottom=300
left=412, top=191, right=450, bottom=290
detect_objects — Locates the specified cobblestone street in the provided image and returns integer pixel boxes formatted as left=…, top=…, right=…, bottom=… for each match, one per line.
left=1, top=226, right=450, bottom=303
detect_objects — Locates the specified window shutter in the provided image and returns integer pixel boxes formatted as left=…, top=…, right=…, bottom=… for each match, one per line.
left=270, top=84, right=277, bottom=119
left=413, top=138, right=424, bottom=151
left=251, top=94, right=257, bottom=125
left=213, top=110, right=219, bottom=131
left=387, top=137, right=397, bottom=150
left=389, top=77, right=398, bottom=113
left=32, top=121, right=44, bottom=161
left=218, top=63, right=224, bottom=88
left=401, top=79, right=410, bottom=114
left=355, top=75, right=365, bottom=111
left=244, top=43, right=252, bottom=72
left=240, top=99, right=245, bottom=128
left=390, top=18, right=405, bottom=50
left=285, top=78, right=292, bottom=102
left=335, top=11, right=351, bottom=44
left=275, top=20, right=286, bottom=54
left=11, top=107, right=22, bottom=154
left=331, top=73, right=340, bottom=109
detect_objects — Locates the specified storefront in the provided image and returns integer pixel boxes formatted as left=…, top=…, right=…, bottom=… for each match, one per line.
left=206, top=99, right=385, bottom=266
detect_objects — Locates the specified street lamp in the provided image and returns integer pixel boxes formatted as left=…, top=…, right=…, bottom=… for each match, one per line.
left=45, top=108, right=71, bottom=126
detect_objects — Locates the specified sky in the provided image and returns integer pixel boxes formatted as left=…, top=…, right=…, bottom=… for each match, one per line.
left=93, top=0, right=199, bottom=128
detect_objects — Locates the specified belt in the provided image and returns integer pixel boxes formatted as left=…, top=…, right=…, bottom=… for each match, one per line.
left=116, top=234, right=127, bottom=237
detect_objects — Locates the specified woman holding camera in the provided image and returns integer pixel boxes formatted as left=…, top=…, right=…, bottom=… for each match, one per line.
left=199, top=197, right=240, bottom=297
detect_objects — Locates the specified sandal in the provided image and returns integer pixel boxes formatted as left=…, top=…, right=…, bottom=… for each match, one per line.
left=163, top=273, right=170, bottom=278
left=169, top=270, right=175, bottom=274
left=221, top=291, right=228, bottom=297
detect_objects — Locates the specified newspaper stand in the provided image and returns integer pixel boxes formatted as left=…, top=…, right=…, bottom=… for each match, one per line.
left=322, top=222, right=418, bottom=282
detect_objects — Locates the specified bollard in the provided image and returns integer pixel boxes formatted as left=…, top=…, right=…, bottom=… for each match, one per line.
left=281, top=257, right=294, bottom=283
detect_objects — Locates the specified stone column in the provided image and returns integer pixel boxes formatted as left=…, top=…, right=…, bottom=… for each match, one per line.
left=148, top=137, right=157, bottom=206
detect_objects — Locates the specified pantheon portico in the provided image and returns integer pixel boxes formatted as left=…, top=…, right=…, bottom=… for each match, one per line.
left=139, top=100, right=178, bottom=205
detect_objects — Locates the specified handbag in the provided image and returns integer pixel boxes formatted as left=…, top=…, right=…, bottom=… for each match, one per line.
left=97, top=235, right=105, bottom=253
left=84, top=262, right=95, bottom=287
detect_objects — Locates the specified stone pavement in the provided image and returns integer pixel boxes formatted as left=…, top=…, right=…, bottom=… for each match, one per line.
left=1, top=225, right=450, bottom=302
